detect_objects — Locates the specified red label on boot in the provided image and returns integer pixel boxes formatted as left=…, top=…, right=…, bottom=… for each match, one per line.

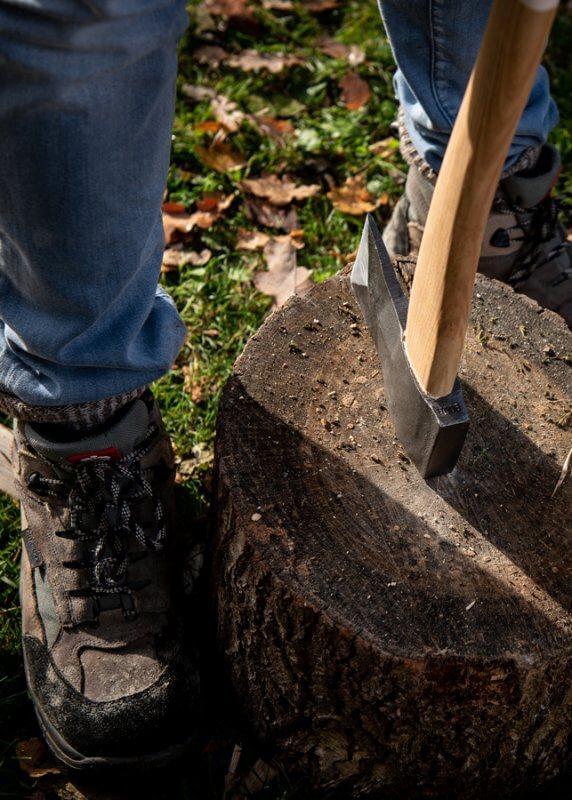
left=67, top=447, right=122, bottom=464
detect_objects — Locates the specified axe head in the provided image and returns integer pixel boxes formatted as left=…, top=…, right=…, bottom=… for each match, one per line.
left=351, top=215, right=469, bottom=479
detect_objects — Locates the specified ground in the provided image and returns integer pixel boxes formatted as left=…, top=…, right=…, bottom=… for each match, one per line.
left=0, top=1, right=570, bottom=797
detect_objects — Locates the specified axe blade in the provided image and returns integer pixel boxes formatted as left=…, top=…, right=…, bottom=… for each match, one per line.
left=350, top=215, right=469, bottom=479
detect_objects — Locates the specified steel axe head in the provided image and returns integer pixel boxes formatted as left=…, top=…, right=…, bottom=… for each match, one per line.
left=350, top=215, right=469, bottom=479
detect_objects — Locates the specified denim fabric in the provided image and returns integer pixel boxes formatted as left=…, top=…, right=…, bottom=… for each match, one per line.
left=378, top=0, right=559, bottom=173
left=0, top=0, right=188, bottom=406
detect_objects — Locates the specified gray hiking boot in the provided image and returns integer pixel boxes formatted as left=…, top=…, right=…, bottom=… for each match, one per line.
left=383, top=143, right=572, bottom=327
left=15, top=392, right=199, bottom=769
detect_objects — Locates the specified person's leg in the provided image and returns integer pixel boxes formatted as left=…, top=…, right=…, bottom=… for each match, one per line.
left=1, top=0, right=199, bottom=767
left=377, top=0, right=572, bottom=327
left=0, top=0, right=188, bottom=415
left=377, top=0, right=559, bottom=175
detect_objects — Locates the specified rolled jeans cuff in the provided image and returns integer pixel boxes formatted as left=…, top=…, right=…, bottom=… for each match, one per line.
left=397, top=108, right=543, bottom=184
left=0, top=387, right=146, bottom=430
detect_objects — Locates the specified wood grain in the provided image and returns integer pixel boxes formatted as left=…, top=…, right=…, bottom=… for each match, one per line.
left=406, top=0, right=558, bottom=397
left=213, top=271, right=572, bottom=798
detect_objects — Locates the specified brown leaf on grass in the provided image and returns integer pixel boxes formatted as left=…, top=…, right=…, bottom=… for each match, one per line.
left=182, top=365, right=209, bottom=404
left=196, top=143, right=247, bottom=172
left=204, top=0, right=258, bottom=33
left=162, top=209, right=194, bottom=244
left=177, top=443, right=214, bottom=481
left=16, top=738, right=60, bottom=779
left=327, top=174, right=384, bottom=215
left=368, top=136, right=399, bottom=159
left=261, top=0, right=293, bottom=8
left=302, top=0, right=338, bottom=11
left=317, top=34, right=348, bottom=59
left=347, top=45, right=366, bottom=66
left=211, top=95, right=245, bottom=133
left=254, top=115, right=294, bottom=141
left=237, top=228, right=304, bottom=250
left=162, top=207, right=219, bottom=244
left=161, top=201, right=187, bottom=214
left=253, top=236, right=313, bottom=308
left=226, top=50, right=303, bottom=74
left=240, top=174, right=320, bottom=206
left=339, top=71, right=372, bottom=110
left=245, top=197, right=299, bottom=231
left=196, top=191, right=235, bottom=213
left=317, top=37, right=365, bottom=65
left=196, top=120, right=223, bottom=134
left=192, top=45, right=229, bottom=68
left=182, top=84, right=216, bottom=102
left=237, top=229, right=271, bottom=250
left=162, top=247, right=212, bottom=273
left=163, top=192, right=234, bottom=245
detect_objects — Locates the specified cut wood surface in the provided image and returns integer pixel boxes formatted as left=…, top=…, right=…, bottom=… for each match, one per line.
left=0, top=423, right=16, bottom=500
left=213, top=270, right=572, bottom=799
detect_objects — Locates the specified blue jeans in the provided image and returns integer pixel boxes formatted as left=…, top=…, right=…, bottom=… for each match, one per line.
left=0, top=1, right=559, bottom=407
left=378, top=0, right=559, bottom=173
left=0, top=1, right=188, bottom=407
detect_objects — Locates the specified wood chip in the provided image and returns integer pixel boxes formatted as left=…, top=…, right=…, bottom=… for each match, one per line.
left=551, top=446, right=572, bottom=498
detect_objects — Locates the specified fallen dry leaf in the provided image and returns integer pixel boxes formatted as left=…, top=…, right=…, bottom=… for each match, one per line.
left=211, top=94, right=245, bottom=133
left=327, top=174, right=384, bottom=215
left=162, top=192, right=234, bottom=246
left=237, top=229, right=271, bottom=250
left=16, top=738, right=60, bottom=779
left=254, top=115, right=295, bottom=141
left=182, top=84, right=216, bottom=102
left=316, top=35, right=364, bottom=65
left=240, top=174, right=320, bottom=206
left=196, top=143, right=247, bottom=172
left=161, top=201, right=186, bottom=214
left=177, top=443, right=214, bottom=481
left=182, top=365, right=208, bottom=404
left=317, top=34, right=348, bottom=59
left=302, top=0, right=338, bottom=11
left=261, top=0, right=293, bottom=9
left=192, top=45, right=229, bottom=68
left=339, top=71, right=372, bottom=110
left=196, top=191, right=235, bottom=213
left=347, top=45, right=366, bottom=67
left=162, top=208, right=194, bottom=244
left=245, top=196, right=299, bottom=231
left=196, top=120, right=223, bottom=133
left=162, top=247, right=211, bottom=272
left=226, top=50, right=302, bottom=74
left=204, top=0, right=259, bottom=33
left=237, top=228, right=304, bottom=250
left=368, top=136, right=399, bottom=159
left=162, top=206, right=220, bottom=244
left=552, top=446, right=572, bottom=498
left=253, top=236, right=313, bottom=308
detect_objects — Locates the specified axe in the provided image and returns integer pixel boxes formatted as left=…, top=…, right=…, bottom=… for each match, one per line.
left=351, top=0, right=558, bottom=478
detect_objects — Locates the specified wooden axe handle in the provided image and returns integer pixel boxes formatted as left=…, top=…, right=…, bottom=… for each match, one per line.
left=405, top=0, right=558, bottom=398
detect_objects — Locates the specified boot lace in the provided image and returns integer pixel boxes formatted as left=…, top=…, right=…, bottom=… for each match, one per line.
left=27, top=425, right=168, bottom=620
left=493, top=193, right=572, bottom=285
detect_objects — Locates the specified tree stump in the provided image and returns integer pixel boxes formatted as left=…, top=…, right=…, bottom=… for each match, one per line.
left=212, top=270, right=571, bottom=799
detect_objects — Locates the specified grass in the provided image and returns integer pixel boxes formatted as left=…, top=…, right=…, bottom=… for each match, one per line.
left=0, top=1, right=570, bottom=797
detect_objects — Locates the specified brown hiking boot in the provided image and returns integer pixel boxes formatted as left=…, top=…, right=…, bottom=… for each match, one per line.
left=383, top=143, right=572, bottom=327
left=15, top=392, right=199, bottom=769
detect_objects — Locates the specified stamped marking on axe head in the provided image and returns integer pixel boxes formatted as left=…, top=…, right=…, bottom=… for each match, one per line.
left=351, top=215, right=469, bottom=478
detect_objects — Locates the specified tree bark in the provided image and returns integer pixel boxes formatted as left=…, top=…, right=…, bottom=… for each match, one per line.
left=213, top=270, right=572, bottom=799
